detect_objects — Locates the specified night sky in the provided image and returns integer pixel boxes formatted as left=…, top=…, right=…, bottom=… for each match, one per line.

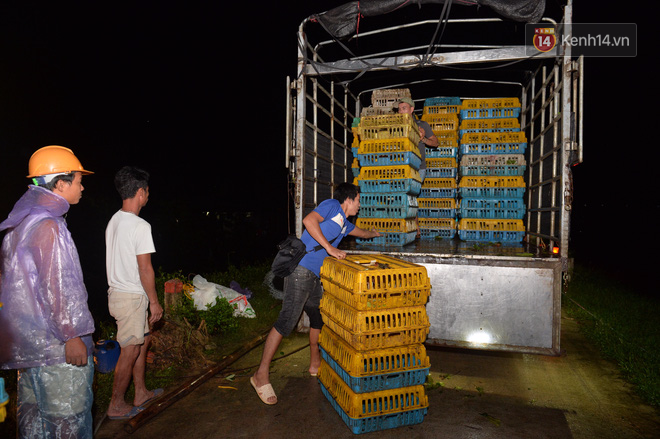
left=0, top=1, right=653, bottom=311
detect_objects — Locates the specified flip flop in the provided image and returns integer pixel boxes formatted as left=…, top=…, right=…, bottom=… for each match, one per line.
left=250, top=376, right=277, bottom=405
left=136, top=388, right=164, bottom=408
left=108, top=405, right=143, bottom=420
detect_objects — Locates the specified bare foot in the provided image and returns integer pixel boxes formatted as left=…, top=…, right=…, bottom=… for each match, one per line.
left=107, top=401, right=135, bottom=418
left=133, top=388, right=163, bottom=407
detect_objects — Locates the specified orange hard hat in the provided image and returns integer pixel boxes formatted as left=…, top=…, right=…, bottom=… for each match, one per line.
left=26, top=145, right=93, bottom=178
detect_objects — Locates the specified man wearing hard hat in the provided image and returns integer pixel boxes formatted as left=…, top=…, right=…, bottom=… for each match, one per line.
left=0, top=145, right=95, bottom=438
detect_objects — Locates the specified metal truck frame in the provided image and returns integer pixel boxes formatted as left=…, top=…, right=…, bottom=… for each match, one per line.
left=286, top=1, right=583, bottom=355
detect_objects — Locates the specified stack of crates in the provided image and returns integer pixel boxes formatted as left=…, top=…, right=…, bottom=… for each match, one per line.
left=352, top=90, right=409, bottom=182
left=318, top=254, right=431, bottom=434
left=417, top=97, right=462, bottom=240
left=355, top=92, right=422, bottom=246
left=457, top=98, right=527, bottom=243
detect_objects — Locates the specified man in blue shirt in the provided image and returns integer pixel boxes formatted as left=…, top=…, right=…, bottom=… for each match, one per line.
left=250, top=183, right=380, bottom=405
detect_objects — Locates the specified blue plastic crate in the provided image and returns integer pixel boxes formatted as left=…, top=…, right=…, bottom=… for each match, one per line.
left=419, top=188, right=457, bottom=198
left=425, top=167, right=457, bottom=179
left=360, top=205, right=418, bottom=219
left=460, top=107, right=521, bottom=119
left=358, top=179, right=421, bottom=196
left=458, top=187, right=525, bottom=199
left=418, top=208, right=457, bottom=219
left=424, top=96, right=462, bottom=106
left=319, top=347, right=429, bottom=393
left=459, top=207, right=525, bottom=219
left=419, top=228, right=456, bottom=239
left=319, top=382, right=428, bottom=435
left=460, top=164, right=526, bottom=176
left=458, top=229, right=525, bottom=242
left=360, top=193, right=418, bottom=219
left=458, top=126, right=520, bottom=137
left=425, top=146, right=457, bottom=158
left=358, top=151, right=422, bottom=170
left=460, top=198, right=526, bottom=210
left=356, top=231, right=417, bottom=246
left=460, top=142, right=527, bottom=155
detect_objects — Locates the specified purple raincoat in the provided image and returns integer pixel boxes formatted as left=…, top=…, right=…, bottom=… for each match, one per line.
left=0, top=185, right=94, bottom=369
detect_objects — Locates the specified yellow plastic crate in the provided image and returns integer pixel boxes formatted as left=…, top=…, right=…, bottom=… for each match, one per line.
left=321, top=317, right=430, bottom=350
left=420, top=113, right=459, bottom=129
left=358, top=113, right=421, bottom=145
left=357, top=166, right=421, bottom=183
left=318, top=360, right=428, bottom=419
left=358, top=137, right=420, bottom=157
left=460, top=97, right=521, bottom=109
left=320, top=254, right=430, bottom=294
left=459, top=176, right=526, bottom=188
left=358, top=124, right=421, bottom=144
left=458, top=219, right=525, bottom=231
left=320, top=294, right=429, bottom=339
left=460, top=131, right=528, bottom=145
left=418, top=198, right=456, bottom=209
left=355, top=218, right=417, bottom=233
left=359, top=114, right=415, bottom=127
left=425, top=157, right=457, bottom=169
left=434, top=131, right=459, bottom=148
left=458, top=118, right=520, bottom=132
left=322, top=281, right=430, bottom=311
left=422, top=105, right=460, bottom=115
left=418, top=218, right=456, bottom=230
left=421, top=178, right=457, bottom=189
left=319, top=326, right=430, bottom=377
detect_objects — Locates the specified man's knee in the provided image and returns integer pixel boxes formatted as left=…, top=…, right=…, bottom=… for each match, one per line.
left=118, top=344, right=141, bottom=363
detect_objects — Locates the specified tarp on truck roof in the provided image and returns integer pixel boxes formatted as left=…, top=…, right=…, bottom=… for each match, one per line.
left=311, top=0, right=546, bottom=40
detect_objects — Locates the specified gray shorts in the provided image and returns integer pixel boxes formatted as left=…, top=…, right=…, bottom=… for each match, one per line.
left=273, top=264, right=324, bottom=337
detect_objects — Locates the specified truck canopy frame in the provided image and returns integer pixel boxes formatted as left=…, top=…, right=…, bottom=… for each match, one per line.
left=286, top=0, right=583, bottom=355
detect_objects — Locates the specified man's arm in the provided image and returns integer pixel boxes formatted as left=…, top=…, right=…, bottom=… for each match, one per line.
left=419, top=129, right=440, bottom=148
left=302, top=211, right=347, bottom=260
left=348, top=227, right=382, bottom=239
left=137, top=253, right=163, bottom=324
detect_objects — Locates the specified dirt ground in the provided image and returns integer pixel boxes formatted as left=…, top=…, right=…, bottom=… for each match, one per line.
left=89, top=311, right=660, bottom=439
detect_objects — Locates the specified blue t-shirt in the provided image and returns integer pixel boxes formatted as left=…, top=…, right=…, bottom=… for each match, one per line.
left=299, top=199, right=355, bottom=276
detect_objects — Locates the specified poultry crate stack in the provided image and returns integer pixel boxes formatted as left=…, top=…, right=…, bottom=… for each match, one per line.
left=456, top=98, right=527, bottom=243
left=318, top=254, right=431, bottom=434
left=351, top=89, right=411, bottom=179
left=417, top=97, right=462, bottom=240
left=354, top=98, right=422, bottom=246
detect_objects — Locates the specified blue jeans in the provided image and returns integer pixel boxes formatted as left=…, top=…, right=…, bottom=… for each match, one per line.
left=274, top=265, right=324, bottom=337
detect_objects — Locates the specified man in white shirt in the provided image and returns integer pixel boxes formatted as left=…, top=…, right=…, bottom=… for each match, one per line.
left=105, top=166, right=163, bottom=419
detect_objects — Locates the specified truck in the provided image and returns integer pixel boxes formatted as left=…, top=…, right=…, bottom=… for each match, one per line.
left=285, top=0, right=584, bottom=356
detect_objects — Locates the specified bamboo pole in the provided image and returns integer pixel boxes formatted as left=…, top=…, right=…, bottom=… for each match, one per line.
left=124, top=328, right=271, bottom=434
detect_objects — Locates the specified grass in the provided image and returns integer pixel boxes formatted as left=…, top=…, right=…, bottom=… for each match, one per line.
left=562, top=262, right=660, bottom=407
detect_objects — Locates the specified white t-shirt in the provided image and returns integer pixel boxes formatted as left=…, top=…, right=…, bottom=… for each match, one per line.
left=105, top=210, right=156, bottom=296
